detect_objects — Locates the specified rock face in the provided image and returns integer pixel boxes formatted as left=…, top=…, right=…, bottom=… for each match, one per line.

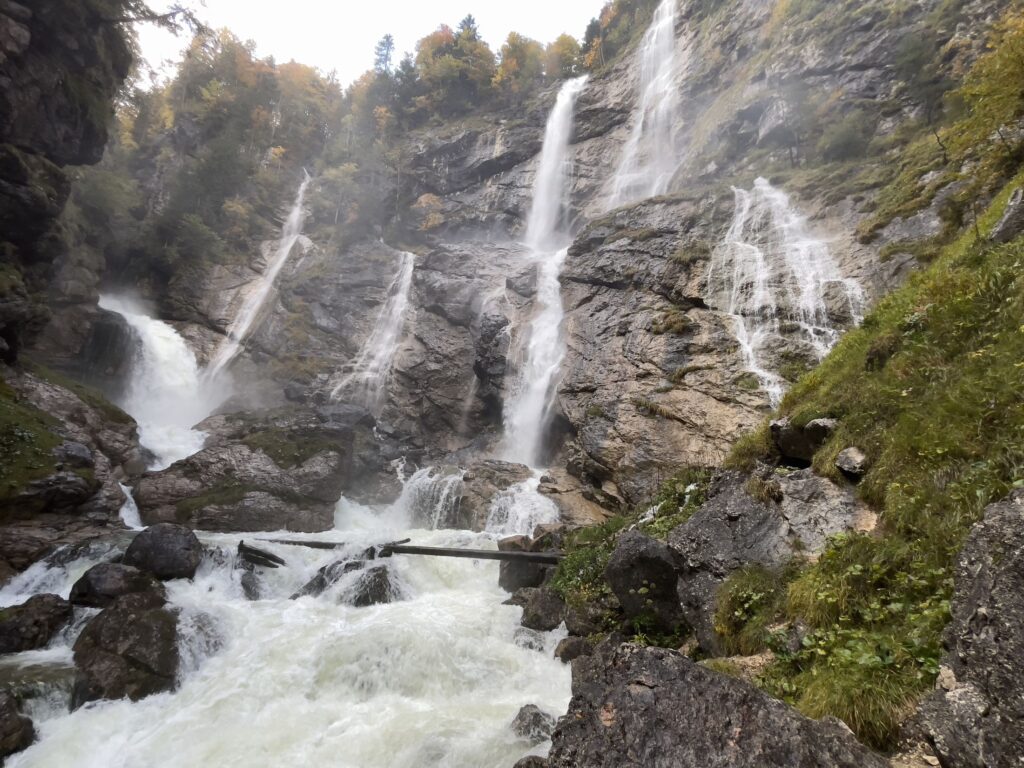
left=911, top=491, right=1024, bottom=767
left=134, top=407, right=378, bottom=532
left=0, top=593, right=72, bottom=653
left=668, top=471, right=876, bottom=651
left=519, top=587, right=566, bottom=632
left=0, top=691, right=34, bottom=760
left=511, top=704, right=557, bottom=745
left=770, top=418, right=837, bottom=465
left=0, top=0, right=131, bottom=359
left=71, top=590, right=179, bottom=709
left=546, top=642, right=887, bottom=768
left=604, top=531, right=683, bottom=634
left=70, top=563, right=166, bottom=608
left=123, top=524, right=203, bottom=581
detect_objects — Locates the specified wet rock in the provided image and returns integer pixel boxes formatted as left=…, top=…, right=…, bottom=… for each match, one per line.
left=546, top=641, right=887, bottom=768
left=514, top=627, right=547, bottom=652
left=668, top=471, right=875, bottom=652
left=555, top=636, right=591, bottom=663
left=499, top=536, right=550, bottom=593
left=564, top=599, right=614, bottom=637
left=910, top=491, right=1024, bottom=767
left=0, top=594, right=72, bottom=653
left=0, top=691, right=34, bottom=760
left=123, top=524, right=203, bottom=581
left=239, top=568, right=262, bottom=601
left=835, top=447, right=868, bottom=480
left=513, top=758, right=549, bottom=768
left=512, top=704, right=556, bottom=745
left=71, top=591, right=179, bottom=708
left=69, top=563, right=165, bottom=608
left=604, top=530, right=682, bottom=634
left=519, top=587, right=566, bottom=632
left=345, top=565, right=398, bottom=607
left=292, top=559, right=364, bottom=599
left=458, top=461, right=533, bottom=531
left=770, top=417, right=837, bottom=464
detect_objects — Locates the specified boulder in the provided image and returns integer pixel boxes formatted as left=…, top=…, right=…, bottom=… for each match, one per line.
left=71, top=591, right=179, bottom=709
left=990, top=187, right=1024, bottom=243
left=668, top=471, right=875, bottom=652
left=546, top=642, right=887, bottom=768
left=555, top=636, right=592, bottom=663
left=69, top=563, right=165, bottom=608
left=345, top=565, right=398, bottom=607
left=0, top=692, right=34, bottom=760
left=835, top=447, right=868, bottom=480
left=0, top=594, right=72, bottom=653
left=512, top=704, right=557, bottom=745
left=499, top=536, right=550, bottom=593
left=513, top=758, right=549, bottom=768
left=458, top=461, right=534, bottom=531
left=604, top=530, right=683, bottom=634
left=910, top=491, right=1024, bottom=767
left=519, top=587, right=566, bottom=632
left=770, top=418, right=837, bottom=464
left=291, top=559, right=364, bottom=599
left=123, top=524, right=203, bottom=581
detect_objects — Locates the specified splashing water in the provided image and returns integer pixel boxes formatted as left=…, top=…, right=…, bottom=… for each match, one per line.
left=485, top=473, right=560, bottom=537
left=607, top=0, right=681, bottom=209
left=206, top=173, right=312, bottom=381
left=117, top=483, right=143, bottom=530
left=706, top=178, right=866, bottom=405
left=331, top=251, right=415, bottom=413
left=501, top=76, right=588, bottom=467
left=98, top=295, right=225, bottom=470
left=390, top=466, right=466, bottom=530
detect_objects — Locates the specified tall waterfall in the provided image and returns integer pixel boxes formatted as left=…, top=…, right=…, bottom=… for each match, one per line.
left=607, top=0, right=680, bottom=208
left=501, top=76, right=588, bottom=467
left=331, top=250, right=415, bottom=412
left=706, top=178, right=866, bottom=405
left=206, top=173, right=312, bottom=380
left=98, top=295, right=225, bottom=470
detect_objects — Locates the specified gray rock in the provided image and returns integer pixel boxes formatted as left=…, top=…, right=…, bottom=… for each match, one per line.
left=835, top=447, right=868, bottom=480
left=0, top=691, right=34, bottom=760
left=546, top=642, right=887, bottom=768
left=345, top=565, right=398, bottom=607
left=555, top=636, right=591, bottom=663
left=291, top=559, right=365, bottom=599
left=512, top=704, right=556, bottom=745
left=458, top=461, right=533, bottom=531
left=911, top=491, right=1024, bottom=767
left=123, top=524, right=203, bottom=581
left=499, top=535, right=550, bottom=593
left=513, top=758, right=549, bottom=768
left=520, top=588, right=566, bottom=632
left=71, top=591, right=179, bottom=709
left=604, top=530, right=683, bottom=633
left=0, top=593, right=72, bottom=653
left=990, top=187, right=1024, bottom=243
left=668, top=471, right=874, bottom=652
left=770, top=417, right=837, bottom=464
left=69, top=563, right=165, bottom=608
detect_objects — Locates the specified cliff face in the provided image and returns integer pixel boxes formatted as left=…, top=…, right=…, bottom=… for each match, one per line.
left=0, top=0, right=131, bottom=361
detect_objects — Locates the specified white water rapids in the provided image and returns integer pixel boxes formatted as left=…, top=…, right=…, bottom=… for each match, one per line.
left=2, top=485, right=571, bottom=767
left=607, top=0, right=681, bottom=208
left=706, top=177, right=866, bottom=404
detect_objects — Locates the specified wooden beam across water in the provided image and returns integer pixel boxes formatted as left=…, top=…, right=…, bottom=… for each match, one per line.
left=255, top=537, right=564, bottom=565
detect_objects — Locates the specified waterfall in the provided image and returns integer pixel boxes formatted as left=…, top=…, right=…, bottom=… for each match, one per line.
left=706, top=178, right=866, bottom=405
left=117, top=483, right=143, bottom=530
left=98, top=295, right=225, bottom=470
left=331, top=250, right=415, bottom=412
left=206, top=173, right=312, bottom=380
left=607, top=0, right=681, bottom=209
left=501, top=76, right=588, bottom=467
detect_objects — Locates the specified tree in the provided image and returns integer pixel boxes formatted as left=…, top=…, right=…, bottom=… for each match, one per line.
left=545, top=34, right=581, bottom=79
left=494, top=32, right=545, bottom=103
left=415, top=23, right=496, bottom=115
left=374, top=34, right=395, bottom=73
left=458, top=14, right=479, bottom=40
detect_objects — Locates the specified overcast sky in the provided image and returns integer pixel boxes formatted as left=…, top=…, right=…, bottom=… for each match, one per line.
left=137, top=1, right=607, bottom=86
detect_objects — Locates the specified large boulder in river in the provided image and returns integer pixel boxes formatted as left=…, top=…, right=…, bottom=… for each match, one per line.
left=0, top=692, right=34, bottom=760
left=546, top=642, right=887, bottom=768
left=123, top=524, right=203, bottom=581
left=0, top=594, right=72, bottom=653
left=71, top=591, right=179, bottom=709
left=512, top=704, right=556, bottom=745
left=909, top=491, right=1024, bottom=766
left=345, top=565, right=399, bottom=607
left=70, top=563, right=166, bottom=608
left=604, top=530, right=683, bottom=634
left=668, top=470, right=875, bottom=652
left=519, top=587, right=566, bottom=632
left=458, top=461, right=533, bottom=531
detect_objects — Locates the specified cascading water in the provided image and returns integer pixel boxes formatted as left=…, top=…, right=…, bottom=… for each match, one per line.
left=706, top=177, right=866, bottom=405
left=331, top=251, right=415, bottom=413
left=206, top=173, right=312, bottom=381
left=501, top=76, right=588, bottom=469
left=606, top=0, right=681, bottom=209
left=98, top=295, right=224, bottom=470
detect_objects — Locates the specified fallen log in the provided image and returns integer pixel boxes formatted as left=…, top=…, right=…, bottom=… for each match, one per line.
left=238, top=540, right=286, bottom=569
left=254, top=537, right=563, bottom=565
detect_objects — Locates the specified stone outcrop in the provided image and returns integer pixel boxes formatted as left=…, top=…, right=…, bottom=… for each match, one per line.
left=910, top=491, right=1024, bottom=767
left=0, top=691, right=34, bottom=761
left=668, top=470, right=876, bottom=652
left=0, top=593, right=72, bottom=653
left=71, top=590, right=179, bottom=709
left=511, top=704, right=557, bottom=745
left=546, top=641, right=887, bottom=768
left=604, top=530, right=683, bottom=634
left=123, top=524, right=203, bottom=581
left=70, top=562, right=166, bottom=608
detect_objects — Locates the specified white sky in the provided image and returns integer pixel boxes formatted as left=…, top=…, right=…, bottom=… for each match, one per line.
left=137, top=1, right=607, bottom=87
